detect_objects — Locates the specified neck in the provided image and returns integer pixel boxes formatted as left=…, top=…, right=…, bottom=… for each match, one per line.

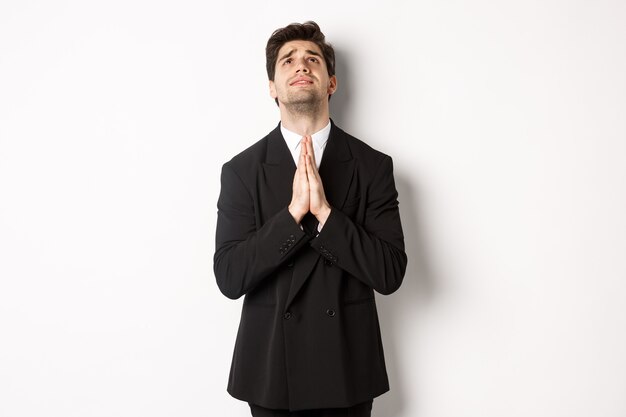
left=279, top=102, right=330, bottom=136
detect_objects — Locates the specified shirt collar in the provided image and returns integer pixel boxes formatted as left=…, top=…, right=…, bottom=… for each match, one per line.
left=280, top=120, right=331, bottom=151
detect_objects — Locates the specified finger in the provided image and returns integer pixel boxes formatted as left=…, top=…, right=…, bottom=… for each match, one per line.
left=305, top=149, right=320, bottom=179
left=297, top=152, right=306, bottom=178
left=293, top=156, right=302, bottom=188
left=305, top=136, right=314, bottom=158
left=305, top=154, right=318, bottom=183
left=305, top=139, right=320, bottom=173
left=303, top=152, right=310, bottom=175
left=300, top=137, right=308, bottom=156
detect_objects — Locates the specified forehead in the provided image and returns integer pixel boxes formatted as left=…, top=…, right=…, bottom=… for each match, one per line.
left=277, top=40, right=323, bottom=58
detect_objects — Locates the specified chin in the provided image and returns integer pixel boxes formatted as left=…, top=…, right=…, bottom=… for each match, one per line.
left=285, top=92, right=323, bottom=105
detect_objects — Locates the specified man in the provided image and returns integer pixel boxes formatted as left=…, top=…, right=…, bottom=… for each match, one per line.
left=214, top=21, right=407, bottom=417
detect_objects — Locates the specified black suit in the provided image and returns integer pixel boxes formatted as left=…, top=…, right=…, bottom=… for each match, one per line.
left=214, top=120, right=407, bottom=412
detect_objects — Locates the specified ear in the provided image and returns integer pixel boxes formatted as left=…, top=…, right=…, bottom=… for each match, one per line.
left=327, top=75, right=337, bottom=96
left=269, top=80, right=277, bottom=99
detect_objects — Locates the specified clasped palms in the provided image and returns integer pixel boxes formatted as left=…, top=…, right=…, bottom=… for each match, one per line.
left=288, top=136, right=331, bottom=227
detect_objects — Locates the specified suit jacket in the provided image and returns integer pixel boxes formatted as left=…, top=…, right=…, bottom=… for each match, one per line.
left=214, top=120, right=407, bottom=411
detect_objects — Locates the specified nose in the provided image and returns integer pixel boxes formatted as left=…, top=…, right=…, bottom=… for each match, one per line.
left=296, top=59, right=310, bottom=73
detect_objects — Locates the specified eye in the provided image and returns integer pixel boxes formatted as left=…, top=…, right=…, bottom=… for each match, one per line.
left=308, top=57, right=319, bottom=63
left=284, top=58, right=292, bottom=65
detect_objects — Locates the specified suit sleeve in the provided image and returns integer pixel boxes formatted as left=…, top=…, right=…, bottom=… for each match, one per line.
left=213, top=162, right=310, bottom=299
left=310, top=155, right=407, bottom=295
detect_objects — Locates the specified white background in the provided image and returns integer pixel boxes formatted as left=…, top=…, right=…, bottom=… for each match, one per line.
left=1, top=1, right=625, bottom=416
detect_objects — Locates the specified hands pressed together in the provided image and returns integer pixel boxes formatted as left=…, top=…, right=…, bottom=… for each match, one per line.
left=288, top=136, right=331, bottom=227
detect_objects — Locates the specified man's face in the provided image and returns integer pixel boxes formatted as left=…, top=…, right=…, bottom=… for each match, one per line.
left=269, top=40, right=337, bottom=110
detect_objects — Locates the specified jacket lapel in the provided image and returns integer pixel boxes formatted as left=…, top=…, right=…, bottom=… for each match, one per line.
left=286, top=121, right=356, bottom=308
left=318, top=121, right=356, bottom=210
left=261, top=125, right=296, bottom=216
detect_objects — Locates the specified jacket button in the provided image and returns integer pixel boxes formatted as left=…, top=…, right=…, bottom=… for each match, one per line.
left=326, top=309, right=336, bottom=317
left=283, top=311, right=292, bottom=320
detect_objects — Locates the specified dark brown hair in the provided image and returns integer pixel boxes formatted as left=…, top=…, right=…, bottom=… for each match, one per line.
left=266, top=21, right=335, bottom=81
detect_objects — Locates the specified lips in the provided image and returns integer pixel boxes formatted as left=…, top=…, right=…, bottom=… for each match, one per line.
left=290, top=77, right=314, bottom=86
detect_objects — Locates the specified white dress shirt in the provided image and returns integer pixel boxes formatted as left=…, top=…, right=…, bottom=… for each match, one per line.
left=280, top=120, right=331, bottom=169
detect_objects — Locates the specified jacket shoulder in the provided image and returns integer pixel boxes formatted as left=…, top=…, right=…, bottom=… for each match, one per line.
left=333, top=125, right=392, bottom=170
left=223, top=134, right=268, bottom=171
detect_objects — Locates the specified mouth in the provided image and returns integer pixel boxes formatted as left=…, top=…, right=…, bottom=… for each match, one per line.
left=290, top=77, right=314, bottom=86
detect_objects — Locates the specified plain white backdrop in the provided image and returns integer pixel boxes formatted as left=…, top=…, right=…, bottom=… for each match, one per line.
left=1, top=1, right=625, bottom=416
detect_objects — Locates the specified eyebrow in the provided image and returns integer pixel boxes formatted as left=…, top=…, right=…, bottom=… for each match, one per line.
left=278, top=49, right=323, bottom=62
left=305, top=49, right=322, bottom=58
left=278, top=49, right=295, bottom=62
